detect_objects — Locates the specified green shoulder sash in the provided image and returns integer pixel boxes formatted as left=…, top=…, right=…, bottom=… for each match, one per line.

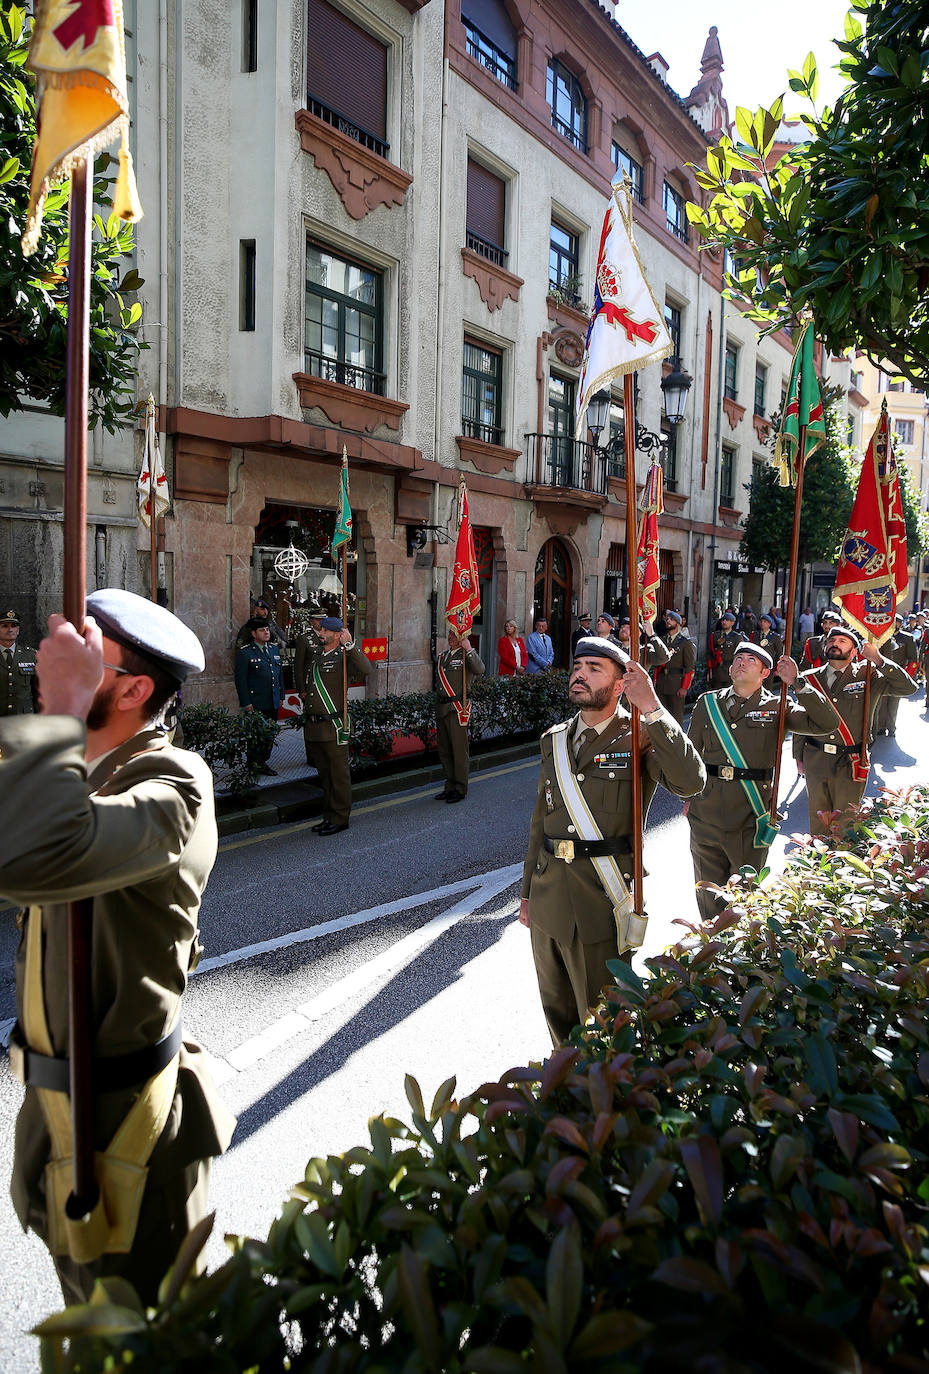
left=704, top=693, right=779, bottom=848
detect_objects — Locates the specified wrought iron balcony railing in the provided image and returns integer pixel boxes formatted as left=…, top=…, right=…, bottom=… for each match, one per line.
left=465, top=230, right=508, bottom=268
left=303, top=349, right=385, bottom=396
left=526, top=434, right=608, bottom=495
left=305, top=94, right=389, bottom=160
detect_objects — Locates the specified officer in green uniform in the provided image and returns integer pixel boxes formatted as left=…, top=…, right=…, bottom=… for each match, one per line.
left=874, top=616, right=914, bottom=737
left=295, top=615, right=371, bottom=834
left=616, top=616, right=672, bottom=671
left=0, top=589, right=235, bottom=1306
left=797, top=623, right=917, bottom=836
left=708, top=610, right=742, bottom=688
left=685, top=642, right=840, bottom=920
left=435, top=630, right=484, bottom=803
left=0, top=609, right=38, bottom=714
left=800, top=609, right=841, bottom=669
left=519, top=636, right=705, bottom=1046
left=654, top=610, right=695, bottom=723
left=756, top=612, right=783, bottom=663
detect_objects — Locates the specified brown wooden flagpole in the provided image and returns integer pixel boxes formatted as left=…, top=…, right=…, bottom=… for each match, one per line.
left=459, top=482, right=468, bottom=716
left=768, top=422, right=808, bottom=826
left=623, top=374, right=644, bottom=914
left=341, top=543, right=349, bottom=735
left=63, top=157, right=99, bottom=1216
left=860, top=660, right=872, bottom=774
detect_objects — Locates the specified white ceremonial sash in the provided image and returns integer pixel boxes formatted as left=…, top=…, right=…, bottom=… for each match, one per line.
left=550, top=725, right=646, bottom=951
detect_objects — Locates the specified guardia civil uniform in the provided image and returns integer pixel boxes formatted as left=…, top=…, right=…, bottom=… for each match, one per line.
left=654, top=629, right=695, bottom=724
left=0, top=613, right=38, bottom=715
left=234, top=637, right=284, bottom=717
left=522, top=640, right=705, bottom=1046
left=0, top=591, right=235, bottom=1306
left=798, top=633, right=916, bottom=836
left=687, top=652, right=840, bottom=921
left=435, top=642, right=484, bottom=800
left=295, top=627, right=371, bottom=829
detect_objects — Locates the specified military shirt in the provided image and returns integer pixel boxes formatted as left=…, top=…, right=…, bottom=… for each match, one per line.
left=0, top=642, right=38, bottom=715
left=687, top=681, right=839, bottom=841
left=521, top=707, right=705, bottom=944
left=436, top=648, right=484, bottom=716
left=656, top=632, right=696, bottom=692
left=757, top=632, right=784, bottom=662
left=709, top=628, right=743, bottom=685
left=295, top=637, right=371, bottom=742
left=799, top=656, right=916, bottom=757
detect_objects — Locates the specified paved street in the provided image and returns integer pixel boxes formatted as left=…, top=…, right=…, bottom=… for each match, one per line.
left=0, top=694, right=926, bottom=1369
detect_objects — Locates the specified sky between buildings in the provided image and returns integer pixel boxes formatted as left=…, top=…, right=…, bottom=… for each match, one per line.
left=615, top=0, right=854, bottom=122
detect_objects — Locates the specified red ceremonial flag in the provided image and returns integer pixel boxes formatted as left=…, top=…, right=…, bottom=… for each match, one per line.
left=636, top=460, right=663, bottom=623
left=445, top=483, right=481, bottom=636
left=833, top=402, right=908, bottom=648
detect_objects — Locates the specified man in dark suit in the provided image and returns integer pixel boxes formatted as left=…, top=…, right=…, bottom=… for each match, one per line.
left=234, top=618, right=284, bottom=775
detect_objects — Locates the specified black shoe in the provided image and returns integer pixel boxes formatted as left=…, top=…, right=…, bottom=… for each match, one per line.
left=260, top=765, right=277, bottom=776
left=317, top=821, right=349, bottom=835
left=311, top=821, right=327, bottom=833
left=434, top=790, right=452, bottom=801
left=445, top=791, right=465, bottom=804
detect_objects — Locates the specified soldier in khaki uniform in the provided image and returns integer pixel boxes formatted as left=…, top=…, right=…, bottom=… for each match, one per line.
left=0, top=609, right=38, bottom=715
left=295, top=615, right=371, bottom=834
left=874, top=616, right=914, bottom=737
left=654, top=610, right=695, bottom=723
left=519, top=637, right=705, bottom=1046
left=707, top=610, right=742, bottom=688
left=435, top=630, right=484, bottom=803
left=797, top=624, right=916, bottom=835
left=686, top=642, right=840, bottom=920
left=0, top=589, right=235, bottom=1306
left=756, top=611, right=783, bottom=663
left=800, top=609, right=842, bottom=669
left=616, top=616, right=672, bottom=671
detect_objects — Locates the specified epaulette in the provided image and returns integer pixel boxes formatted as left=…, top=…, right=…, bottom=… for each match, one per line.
left=542, top=721, right=569, bottom=739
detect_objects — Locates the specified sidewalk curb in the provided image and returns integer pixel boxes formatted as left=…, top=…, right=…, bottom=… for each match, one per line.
left=216, top=738, right=543, bottom=837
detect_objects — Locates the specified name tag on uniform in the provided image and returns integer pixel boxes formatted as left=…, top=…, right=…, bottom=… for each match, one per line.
left=843, top=682, right=866, bottom=694
left=594, top=751, right=630, bottom=768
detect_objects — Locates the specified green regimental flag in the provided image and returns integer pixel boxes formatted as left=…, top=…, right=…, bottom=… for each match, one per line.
left=774, top=320, right=826, bottom=487
left=332, top=450, right=353, bottom=552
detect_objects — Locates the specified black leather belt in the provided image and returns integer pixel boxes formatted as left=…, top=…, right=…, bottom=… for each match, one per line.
left=706, top=763, right=773, bottom=782
left=304, top=713, right=338, bottom=723
left=8, top=1021, right=182, bottom=1094
left=544, top=835, right=631, bottom=862
left=806, top=738, right=861, bottom=756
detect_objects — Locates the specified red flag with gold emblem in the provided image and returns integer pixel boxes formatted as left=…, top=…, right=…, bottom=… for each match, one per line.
left=22, top=0, right=142, bottom=256
left=445, top=482, right=481, bottom=636
left=832, top=402, right=908, bottom=648
left=636, top=460, right=663, bottom=623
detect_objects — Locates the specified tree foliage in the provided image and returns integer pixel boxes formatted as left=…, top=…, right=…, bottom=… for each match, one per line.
left=687, top=0, right=929, bottom=389
left=0, top=3, right=144, bottom=429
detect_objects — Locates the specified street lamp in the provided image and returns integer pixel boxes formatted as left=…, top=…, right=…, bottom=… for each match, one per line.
left=586, top=356, right=693, bottom=458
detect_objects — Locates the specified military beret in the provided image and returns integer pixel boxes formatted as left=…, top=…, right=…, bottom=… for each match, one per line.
left=620, top=617, right=631, bottom=628
left=0, top=608, right=20, bottom=625
left=895, top=613, right=903, bottom=622
left=598, top=611, right=616, bottom=628
left=759, top=611, right=773, bottom=624
left=573, top=635, right=631, bottom=668
left=665, top=609, right=683, bottom=625
left=721, top=609, right=736, bottom=623
left=86, top=588, right=204, bottom=682
left=733, top=640, right=773, bottom=670
left=320, top=616, right=343, bottom=631
left=825, top=623, right=862, bottom=648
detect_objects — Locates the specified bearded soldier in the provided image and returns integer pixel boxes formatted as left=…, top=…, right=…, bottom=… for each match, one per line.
left=434, top=630, right=484, bottom=802
left=295, top=615, right=371, bottom=834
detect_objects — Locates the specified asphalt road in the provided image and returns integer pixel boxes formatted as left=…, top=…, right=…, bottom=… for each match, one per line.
left=0, top=694, right=926, bottom=1369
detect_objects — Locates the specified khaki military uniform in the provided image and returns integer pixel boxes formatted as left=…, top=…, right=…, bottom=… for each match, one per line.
left=655, top=633, right=696, bottom=724
left=0, top=716, right=235, bottom=1305
left=801, top=633, right=827, bottom=668
left=295, top=637, right=371, bottom=826
left=687, top=681, right=840, bottom=920
left=641, top=633, right=671, bottom=670
left=874, top=634, right=913, bottom=736
left=757, top=631, right=784, bottom=662
left=798, top=657, right=916, bottom=835
left=1, top=642, right=38, bottom=715
left=708, top=628, right=742, bottom=688
left=435, top=647, right=484, bottom=797
left=522, top=707, right=705, bottom=1045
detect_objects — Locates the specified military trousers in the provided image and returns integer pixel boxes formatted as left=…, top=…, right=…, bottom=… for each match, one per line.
left=305, top=736, right=353, bottom=825
left=436, top=709, right=470, bottom=795
left=802, top=746, right=866, bottom=837
left=656, top=687, right=685, bottom=725
left=53, top=1156, right=211, bottom=1307
left=529, top=923, right=627, bottom=1048
left=874, top=693, right=901, bottom=736
left=689, top=824, right=769, bottom=922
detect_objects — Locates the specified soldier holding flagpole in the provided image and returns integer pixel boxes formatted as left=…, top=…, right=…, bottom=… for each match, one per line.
left=519, top=177, right=704, bottom=1045
left=435, top=482, right=483, bottom=803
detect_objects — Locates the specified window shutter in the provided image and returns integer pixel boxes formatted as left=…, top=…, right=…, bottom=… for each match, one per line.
left=307, top=0, right=387, bottom=141
left=467, top=160, right=505, bottom=248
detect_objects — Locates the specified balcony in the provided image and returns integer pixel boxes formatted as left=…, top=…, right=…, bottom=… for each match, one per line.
left=463, top=20, right=517, bottom=90
left=465, top=230, right=508, bottom=269
left=525, top=433, right=608, bottom=535
left=303, top=349, right=385, bottom=395
left=305, top=94, right=389, bottom=159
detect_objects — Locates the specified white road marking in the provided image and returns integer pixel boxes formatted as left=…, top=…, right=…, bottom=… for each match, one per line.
left=203, top=864, right=523, bottom=1085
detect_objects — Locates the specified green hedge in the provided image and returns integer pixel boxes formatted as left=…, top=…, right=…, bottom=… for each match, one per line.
left=35, top=788, right=929, bottom=1372
left=179, top=703, right=281, bottom=798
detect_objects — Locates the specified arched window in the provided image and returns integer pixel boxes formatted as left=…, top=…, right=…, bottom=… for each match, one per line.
left=547, top=59, right=587, bottom=152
